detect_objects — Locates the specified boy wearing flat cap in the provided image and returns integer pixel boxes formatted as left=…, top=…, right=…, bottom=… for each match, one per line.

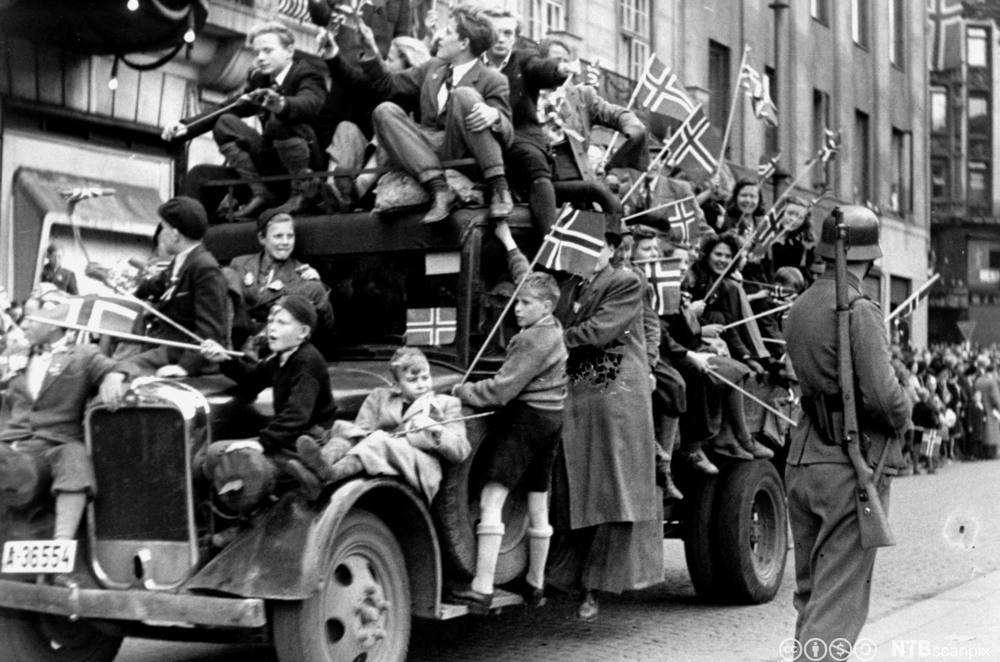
left=126, top=196, right=230, bottom=378
left=198, top=294, right=337, bottom=517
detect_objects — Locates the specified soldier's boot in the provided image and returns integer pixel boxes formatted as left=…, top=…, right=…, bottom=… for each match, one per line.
left=270, top=137, right=319, bottom=215
left=219, top=142, right=275, bottom=219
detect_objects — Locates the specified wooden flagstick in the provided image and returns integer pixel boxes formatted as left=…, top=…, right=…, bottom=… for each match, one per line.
left=721, top=301, right=793, bottom=331
left=622, top=198, right=686, bottom=223
left=715, top=44, right=751, bottom=173
left=24, top=316, right=245, bottom=358
left=885, top=274, right=941, bottom=324
left=86, top=274, right=208, bottom=346
left=600, top=53, right=656, bottom=166
left=460, top=217, right=564, bottom=383
left=705, top=366, right=796, bottom=426
left=392, top=411, right=493, bottom=437
left=702, top=216, right=770, bottom=302
left=762, top=337, right=786, bottom=345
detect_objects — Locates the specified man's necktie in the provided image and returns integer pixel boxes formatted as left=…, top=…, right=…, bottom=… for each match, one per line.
left=437, top=66, right=454, bottom=116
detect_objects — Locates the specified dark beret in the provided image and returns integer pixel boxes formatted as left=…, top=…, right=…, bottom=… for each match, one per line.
left=256, top=210, right=294, bottom=236
left=158, top=196, right=208, bottom=240
left=276, top=293, right=317, bottom=330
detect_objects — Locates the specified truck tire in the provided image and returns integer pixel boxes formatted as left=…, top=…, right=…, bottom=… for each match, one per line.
left=682, top=474, right=726, bottom=601
left=272, top=510, right=410, bottom=662
left=433, top=429, right=528, bottom=584
left=714, top=461, right=788, bottom=604
left=0, top=608, right=123, bottom=662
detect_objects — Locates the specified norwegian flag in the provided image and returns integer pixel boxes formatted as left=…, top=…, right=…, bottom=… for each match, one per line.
left=60, top=187, right=116, bottom=204
left=635, top=56, right=698, bottom=121
left=757, top=152, right=781, bottom=182
left=752, top=208, right=785, bottom=258
left=536, top=209, right=606, bottom=276
left=663, top=106, right=720, bottom=180
left=405, top=307, right=457, bottom=346
left=31, top=294, right=143, bottom=336
left=640, top=257, right=684, bottom=316
left=888, top=275, right=941, bottom=322
left=816, top=128, right=842, bottom=164
left=928, top=0, right=964, bottom=70
left=628, top=195, right=701, bottom=245
left=740, top=61, right=778, bottom=127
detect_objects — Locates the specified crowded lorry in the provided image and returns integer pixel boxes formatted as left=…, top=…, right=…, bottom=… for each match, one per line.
left=0, top=196, right=793, bottom=662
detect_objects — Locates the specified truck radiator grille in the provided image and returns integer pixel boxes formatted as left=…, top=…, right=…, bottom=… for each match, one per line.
left=89, top=407, right=190, bottom=542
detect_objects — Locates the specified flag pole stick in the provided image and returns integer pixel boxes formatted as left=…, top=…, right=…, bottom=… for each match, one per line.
left=600, top=54, right=655, bottom=166
left=720, top=301, right=793, bottom=331
left=715, top=44, right=751, bottom=174
left=24, top=316, right=245, bottom=357
left=391, top=411, right=494, bottom=437
left=706, top=366, right=796, bottom=425
left=86, top=273, right=207, bottom=346
left=460, top=216, right=564, bottom=384
left=620, top=142, right=672, bottom=206
left=623, top=198, right=683, bottom=223
left=885, top=274, right=941, bottom=324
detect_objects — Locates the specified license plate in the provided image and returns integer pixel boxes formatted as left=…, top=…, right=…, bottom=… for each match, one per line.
left=1, top=540, right=77, bottom=574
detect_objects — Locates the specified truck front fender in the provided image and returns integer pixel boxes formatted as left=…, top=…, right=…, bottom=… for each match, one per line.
left=185, top=478, right=442, bottom=616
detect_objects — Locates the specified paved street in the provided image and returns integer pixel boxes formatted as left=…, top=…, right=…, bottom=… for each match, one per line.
left=118, top=458, right=1000, bottom=662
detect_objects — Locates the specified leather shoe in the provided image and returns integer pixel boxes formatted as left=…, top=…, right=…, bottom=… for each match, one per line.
left=683, top=448, right=719, bottom=475
left=507, top=577, right=546, bottom=607
left=450, top=585, right=493, bottom=610
left=488, top=187, right=514, bottom=219
left=577, top=590, right=599, bottom=620
left=714, top=439, right=755, bottom=460
left=744, top=439, right=775, bottom=460
left=422, top=189, right=458, bottom=224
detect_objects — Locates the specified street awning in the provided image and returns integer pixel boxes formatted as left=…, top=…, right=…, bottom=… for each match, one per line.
left=13, top=167, right=162, bottom=237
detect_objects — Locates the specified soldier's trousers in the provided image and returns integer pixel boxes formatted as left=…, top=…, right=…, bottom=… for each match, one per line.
left=786, top=462, right=891, bottom=661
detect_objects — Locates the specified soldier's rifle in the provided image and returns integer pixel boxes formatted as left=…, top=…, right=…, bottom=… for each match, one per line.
left=832, top=206, right=895, bottom=550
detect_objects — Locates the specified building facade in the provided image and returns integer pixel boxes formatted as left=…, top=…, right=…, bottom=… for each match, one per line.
left=1, top=0, right=931, bottom=347
left=928, top=0, right=1000, bottom=346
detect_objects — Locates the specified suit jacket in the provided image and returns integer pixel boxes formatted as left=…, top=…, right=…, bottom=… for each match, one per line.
left=136, top=244, right=229, bottom=374
left=182, top=58, right=327, bottom=140
left=370, top=57, right=514, bottom=146
left=496, top=48, right=566, bottom=147
left=0, top=345, right=122, bottom=445
left=228, top=252, right=315, bottom=319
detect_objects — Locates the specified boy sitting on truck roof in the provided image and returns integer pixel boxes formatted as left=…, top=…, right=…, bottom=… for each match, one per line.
left=198, top=294, right=337, bottom=515
left=448, top=219, right=568, bottom=610
left=296, top=347, right=470, bottom=502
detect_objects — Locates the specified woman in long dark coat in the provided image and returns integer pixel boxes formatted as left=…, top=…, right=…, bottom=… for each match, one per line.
left=548, top=237, right=663, bottom=620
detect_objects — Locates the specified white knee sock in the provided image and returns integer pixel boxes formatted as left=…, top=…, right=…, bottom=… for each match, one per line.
left=526, top=525, right=553, bottom=589
left=54, top=492, right=87, bottom=540
left=471, top=521, right=505, bottom=595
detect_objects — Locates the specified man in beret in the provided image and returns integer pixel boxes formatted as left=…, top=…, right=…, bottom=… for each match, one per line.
left=226, top=211, right=334, bottom=352
left=126, top=197, right=230, bottom=378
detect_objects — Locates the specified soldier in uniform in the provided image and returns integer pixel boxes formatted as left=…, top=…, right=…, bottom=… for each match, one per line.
left=783, top=206, right=912, bottom=659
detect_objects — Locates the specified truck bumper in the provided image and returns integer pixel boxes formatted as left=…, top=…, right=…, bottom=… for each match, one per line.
left=0, top=579, right=266, bottom=629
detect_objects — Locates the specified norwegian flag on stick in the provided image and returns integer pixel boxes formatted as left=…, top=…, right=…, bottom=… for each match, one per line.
left=536, top=209, right=606, bottom=276
left=625, top=195, right=700, bottom=245
left=739, top=60, right=778, bottom=127
left=31, top=293, right=144, bottom=336
left=663, top=106, right=720, bottom=181
left=60, top=187, right=116, bottom=204
left=638, top=257, right=684, bottom=315
left=757, top=151, right=781, bottom=183
left=886, top=274, right=941, bottom=324
left=636, top=56, right=698, bottom=121
left=814, top=128, right=842, bottom=164
left=751, top=208, right=785, bottom=259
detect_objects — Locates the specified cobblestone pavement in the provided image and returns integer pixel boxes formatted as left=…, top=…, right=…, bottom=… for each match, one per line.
left=118, top=458, right=1000, bottom=662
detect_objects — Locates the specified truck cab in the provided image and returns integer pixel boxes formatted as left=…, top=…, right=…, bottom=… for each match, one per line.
left=0, top=200, right=793, bottom=662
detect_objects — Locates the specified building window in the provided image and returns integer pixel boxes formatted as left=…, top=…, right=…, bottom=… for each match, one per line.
left=529, top=0, right=567, bottom=41
left=811, top=0, right=830, bottom=25
left=968, top=27, right=989, bottom=67
left=931, top=158, right=949, bottom=200
left=765, top=66, right=779, bottom=155
left=930, top=87, right=948, bottom=133
left=968, top=94, right=989, bottom=136
left=708, top=41, right=731, bottom=137
left=890, top=128, right=912, bottom=214
left=969, top=162, right=990, bottom=209
left=621, top=0, right=650, bottom=83
left=852, top=0, right=870, bottom=49
left=813, top=89, right=831, bottom=187
left=889, top=0, right=905, bottom=67
left=854, top=110, right=871, bottom=204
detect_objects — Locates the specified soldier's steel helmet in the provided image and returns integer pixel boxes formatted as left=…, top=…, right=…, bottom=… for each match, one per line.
left=815, top=205, right=883, bottom=261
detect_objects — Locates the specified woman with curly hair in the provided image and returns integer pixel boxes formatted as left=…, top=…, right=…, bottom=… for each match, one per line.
left=770, top=195, right=816, bottom=284
left=722, top=179, right=766, bottom=238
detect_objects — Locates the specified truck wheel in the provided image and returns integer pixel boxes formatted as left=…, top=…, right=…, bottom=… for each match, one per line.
left=434, top=429, right=528, bottom=584
left=272, top=510, right=410, bottom=662
left=0, top=608, right=123, bottom=662
left=682, top=475, right=726, bottom=601
left=714, top=461, right=788, bottom=604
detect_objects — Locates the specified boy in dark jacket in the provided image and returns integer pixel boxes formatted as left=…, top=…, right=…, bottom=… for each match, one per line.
left=198, top=294, right=336, bottom=515
left=449, top=220, right=568, bottom=609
